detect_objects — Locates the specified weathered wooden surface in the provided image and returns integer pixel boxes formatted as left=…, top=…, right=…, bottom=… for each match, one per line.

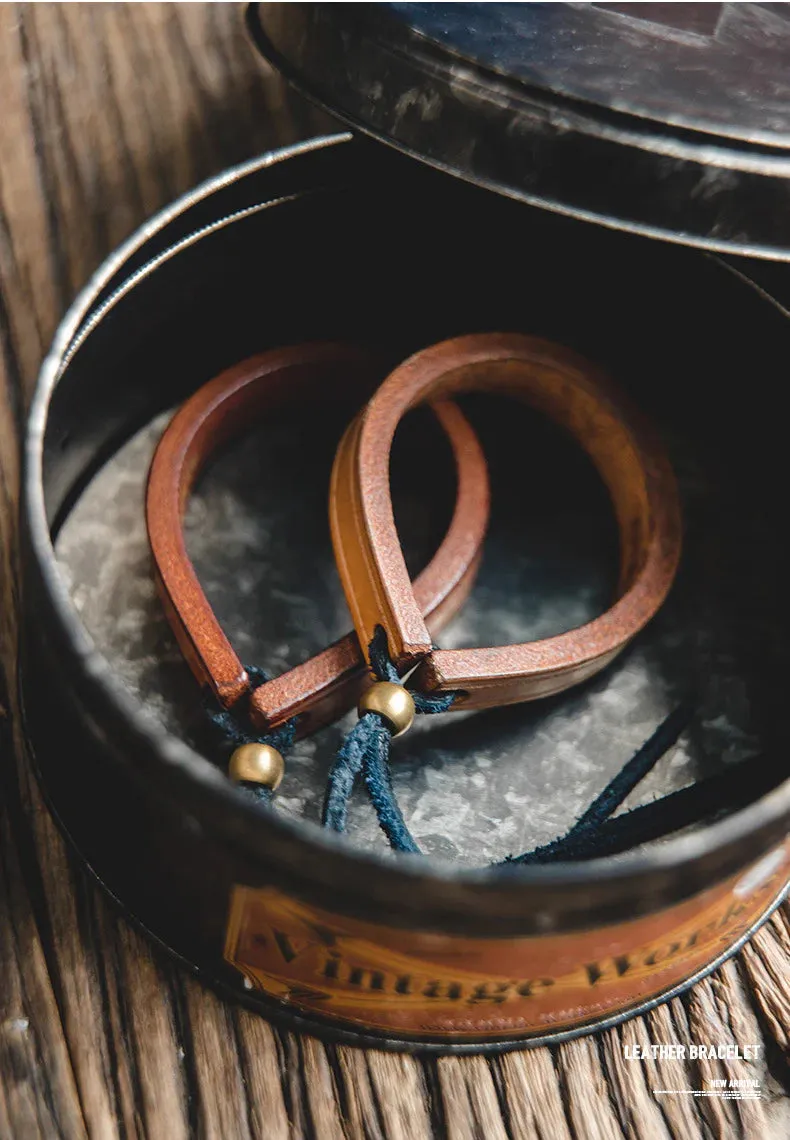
left=1, top=5, right=789, bottom=1137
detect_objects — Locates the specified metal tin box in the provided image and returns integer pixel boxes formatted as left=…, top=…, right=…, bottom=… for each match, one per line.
left=22, top=131, right=790, bottom=1051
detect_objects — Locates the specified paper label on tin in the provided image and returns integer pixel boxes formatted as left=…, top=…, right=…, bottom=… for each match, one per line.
left=224, top=842, right=789, bottom=1040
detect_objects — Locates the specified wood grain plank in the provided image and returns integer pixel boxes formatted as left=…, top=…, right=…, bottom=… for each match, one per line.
left=436, top=1055, right=509, bottom=1140
left=182, top=978, right=253, bottom=1140
left=498, top=1048, right=572, bottom=1140
left=557, top=1038, right=624, bottom=1140
left=645, top=1003, right=709, bottom=1140
left=281, top=1033, right=310, bottom=1140
left=600, top=1022, right=672, bottom=1140
left=334, top=1046, right=386, bottom=1140
left=96, top=906, right=190, bottom=1140
left=301, top=1037, right=348, bottom=1140
left=365, top=1052, right=433, bottom=1140
left=0, top=796, right=88, bottom=1140
left=16, top=766, right=124, bottom=1139
left=0, top=5, right=60, bottom=386
left=740, top=908, right=790, bottom=1054
left=234, top=1009, right=292, bottom=1140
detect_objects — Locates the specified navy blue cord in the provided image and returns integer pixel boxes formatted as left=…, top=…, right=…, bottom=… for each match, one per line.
left=322, top=627, right=454, bottom=847
left=322, top=712, right=388, bottom=832
left=323, top=628, right=717, bottom=862
left=506, top=756, right=762, bottom=863
left=211, top=644, right=729, bottom=862
left=323, top=711, right=423, bottom=852
left=205, top=665, right=297, bottom=804
left=363, top=715, right=422, bottom=853
left=368, top=626, right=457, bottom=715
left=533, top=702, right=694, bottom=848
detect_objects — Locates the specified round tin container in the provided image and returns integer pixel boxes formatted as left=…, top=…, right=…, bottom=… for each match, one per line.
left=22, top=133, right=790, bottom=1052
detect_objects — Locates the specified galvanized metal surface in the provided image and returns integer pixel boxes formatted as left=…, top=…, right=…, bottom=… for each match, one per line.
left=56, top=391, right=769, bottom=865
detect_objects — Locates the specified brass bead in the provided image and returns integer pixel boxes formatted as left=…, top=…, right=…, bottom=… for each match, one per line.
left=358, top=681, right=415, bottom=737
left=229, top=743, right=285, bottom=790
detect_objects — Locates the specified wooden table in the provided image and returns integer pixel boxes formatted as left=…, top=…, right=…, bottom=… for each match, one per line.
left=1, top=6, right=789, bottom=1137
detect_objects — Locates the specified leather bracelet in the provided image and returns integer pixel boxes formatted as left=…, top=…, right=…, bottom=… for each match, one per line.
left=330, top=332, right=682, bottom=710
left=145, top=342, right=490, bottom=736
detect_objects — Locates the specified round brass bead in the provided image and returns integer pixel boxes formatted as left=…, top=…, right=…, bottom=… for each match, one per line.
left=358, top=681, right=415, bottom=737
left=229, top=743, right=285, bottom=790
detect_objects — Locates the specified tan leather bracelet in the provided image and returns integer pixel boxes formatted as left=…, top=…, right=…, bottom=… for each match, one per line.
left=330, top=332, right=682, bottom=710
left=145, top=342, right=490, bottom=735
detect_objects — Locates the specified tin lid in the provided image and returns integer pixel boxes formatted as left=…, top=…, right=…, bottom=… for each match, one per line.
left=247, top=2, right=790, bottom=260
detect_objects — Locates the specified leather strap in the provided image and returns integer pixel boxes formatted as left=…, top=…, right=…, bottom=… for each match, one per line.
left=146, top=343, right=489, bottom=734
left=330, top=332, right=682, bottom=710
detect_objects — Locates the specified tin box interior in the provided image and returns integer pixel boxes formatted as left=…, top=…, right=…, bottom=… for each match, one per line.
left=23, top=135, right=790, bottom=1043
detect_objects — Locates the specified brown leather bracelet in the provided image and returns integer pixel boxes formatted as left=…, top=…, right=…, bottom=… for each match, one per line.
left=330, top=333, right=682, bottom=710
left=146, top=342, right=490, bottom=735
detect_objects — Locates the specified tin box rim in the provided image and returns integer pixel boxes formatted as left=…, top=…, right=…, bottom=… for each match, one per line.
left=22, top=133, right=790, bottom=932
left=247, top=3, right=790, bottom=262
